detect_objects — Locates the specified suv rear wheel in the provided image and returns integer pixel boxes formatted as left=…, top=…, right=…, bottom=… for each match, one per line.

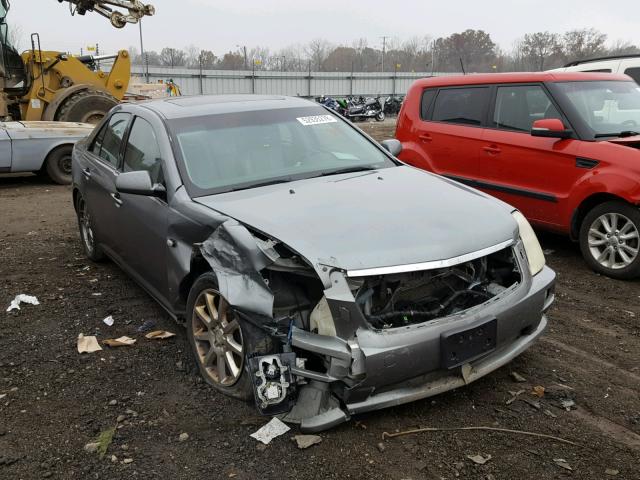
left=579, top=201, right=640, bottom=279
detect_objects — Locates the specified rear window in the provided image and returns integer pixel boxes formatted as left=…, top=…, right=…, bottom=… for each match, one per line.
left=431, top=87, right=490, bottom=126
left=624, top=67, right=640, bottom=84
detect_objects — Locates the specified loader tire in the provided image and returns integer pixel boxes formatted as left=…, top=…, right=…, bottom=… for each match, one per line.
left=55, top=89, right=118, bottom=125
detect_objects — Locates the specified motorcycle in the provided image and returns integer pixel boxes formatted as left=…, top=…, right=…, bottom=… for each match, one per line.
left=383, top=96, right=404, bottom=116
left=343, top=96, right=385, bottom=122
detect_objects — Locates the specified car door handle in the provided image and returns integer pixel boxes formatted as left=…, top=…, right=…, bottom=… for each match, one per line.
left=482, top=145, right=502, bottom=155
left=110, top=192, right=123, bottom=207
left=418, top=134, right=432, bottom=142
left=82, top=167, right=92, bottom=179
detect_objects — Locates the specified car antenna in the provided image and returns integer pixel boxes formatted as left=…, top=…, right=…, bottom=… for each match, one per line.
left=459, top=58, right=466, bottom=75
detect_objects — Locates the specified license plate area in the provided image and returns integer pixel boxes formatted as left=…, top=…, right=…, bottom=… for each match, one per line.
left=441, top=319, right=497, bottom=369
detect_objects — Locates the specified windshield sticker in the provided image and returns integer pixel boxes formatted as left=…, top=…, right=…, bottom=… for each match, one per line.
left=296, top=115, right=337, bottom=126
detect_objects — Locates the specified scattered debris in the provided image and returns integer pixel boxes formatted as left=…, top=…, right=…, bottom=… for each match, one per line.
left=179, top=432, right=189, bottom=442
left=522, top=398, right=542, bottom=410
left=532, top=386, right=546, bottom=398
left=77, top=334, right=102, bottom=353
left=376, top=442, right=386, bottom=452
left=110, top=455, right=118, bottom=463
left=467, top=454, right=492, bottom=465
left=543, top=249, right=555, bottom=255
left=84, top=442, right=100, bottom=453
left=560, top=399, right=576, bottom=411
left=506, top=389, right=525, bottom=405
left=382, top=426, right=579, bottom=446
left=108, top=400, right=118, bottom=406
left=510, top=371, right=526, bottom=383
left=250, top=417, right=290, bottom=445
left=136, top=319, right=157, bottom=333
left=95, top=427, right=115, bottom=458
left=461, top=363, right=473, bottom=384
left=145, top=330, right=176, bottom=340
left=605, top=468, right=619, bottom=476
left=103, top=315, right=115, bottom=327
left=6, top=294, right=39, bottom=312
left=294, top=434, right=322, bottom=449
left=103, top=336, right=136, bottom=347
left=543, top=409, right=558, bottom=419
left=553, top=458, right=573, bottom=471
left=123, top=458, right=133, bottom=464
left=0, top=394, right=6, bottom=400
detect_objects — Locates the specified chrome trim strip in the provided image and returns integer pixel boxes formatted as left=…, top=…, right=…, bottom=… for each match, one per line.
left=346, top=239, right=515, bottom=277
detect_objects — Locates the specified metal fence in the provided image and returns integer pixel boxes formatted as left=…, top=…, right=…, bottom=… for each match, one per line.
left=130, top=65, right=454, bottom=98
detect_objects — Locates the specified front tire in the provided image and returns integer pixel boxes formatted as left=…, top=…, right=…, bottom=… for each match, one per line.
left=579, top=201, right=640, bottom=279
left=76, top=194, right=105, bottom=262
left=45, top=145, right=73, bottom=185
left=375, top=111, right=385, bottom=122
left=186, top=272, right=274, bottom=400
left=55, top=89, right=118, bottom=125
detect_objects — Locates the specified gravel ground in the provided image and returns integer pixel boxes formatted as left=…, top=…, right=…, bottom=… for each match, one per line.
left=1, top=118, right=639, bottom=479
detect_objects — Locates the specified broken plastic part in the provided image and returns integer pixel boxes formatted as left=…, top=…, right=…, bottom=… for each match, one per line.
left=249, top=353, right=297, bottom=415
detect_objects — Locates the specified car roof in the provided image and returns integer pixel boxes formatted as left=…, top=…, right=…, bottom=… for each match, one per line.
left=136, top=94, right=318, bottom=119
left=413, top=71, right=632, bottom=89
left=564, top=53, right=640, bottom=67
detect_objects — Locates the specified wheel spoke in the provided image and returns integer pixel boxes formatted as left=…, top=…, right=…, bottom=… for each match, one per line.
left=589, top=228, right=607, bottom=240
left=600, top=216, right=613, bottom=233
left=225, top=336, right=243, bottom=354
left=193, top=329, right=209, bottom=342
left=195, top=305, right=212, bottom=327
left=621, top=244, right=639, bottom=256
left=620, top=221, right=635, bottom=235
left=203, top=347, right=216, bottom=367
left=588, top=238, right=607, bottom=247
left=225, top=351, right=241, bottom=378
left=619, top=248, right=633, bottom=265
left=607, top=248, right=616, bottom=267
left=609, top=213, right=619, bottom=232
left=223, top=318, right=239, bottom=334
left=621, top=230, right=639, bottom=241
left=216, top=353, right=227, bottom=382
left=596, top=246, right=611, bottom=263
left=205, top=293, right=218, bottom=321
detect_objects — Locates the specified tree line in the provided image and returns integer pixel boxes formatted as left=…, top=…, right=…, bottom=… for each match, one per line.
left=129, top=28, right=640, bottom=73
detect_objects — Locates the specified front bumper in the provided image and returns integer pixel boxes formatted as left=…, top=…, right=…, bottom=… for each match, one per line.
left=289, top=264, right=555, bottom=432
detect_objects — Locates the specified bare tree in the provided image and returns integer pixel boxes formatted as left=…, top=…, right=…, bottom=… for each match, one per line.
left=160, top=47, right=186, bottom=67
left=520, top=32, right=562, bottom=70
left=562, top=28, right=607, bottom=61
left=305, top=39, right=332, bottom=71
left=608, top=39, right=640, bottom=56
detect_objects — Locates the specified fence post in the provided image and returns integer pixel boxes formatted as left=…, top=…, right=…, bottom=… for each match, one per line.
left=199, top=55, right=204, bottom=95
left=307, top=61, right=312, bottom=98
left=252, top=62, right=256, bottom=94
left=350, top=61, right=354, bottom=96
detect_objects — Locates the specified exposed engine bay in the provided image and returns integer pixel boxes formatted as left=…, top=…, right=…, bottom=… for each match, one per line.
left=353, top=247, right=521, bottom=329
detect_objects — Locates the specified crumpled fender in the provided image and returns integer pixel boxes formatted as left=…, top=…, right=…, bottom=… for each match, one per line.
left=199, top=219, right=274, bottom=317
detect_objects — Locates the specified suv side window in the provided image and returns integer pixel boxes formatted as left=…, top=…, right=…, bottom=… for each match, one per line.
left=431, top=87, right=490, bottom=126
left=123, top=117, right=163, bottom=184
left=96, top=113, right=131, bottom=167
left=493, top=85, right=560, bottom=132
left=420, top=88, right=437, bottom=119
left=90, top=124, right=107, bottom=156
left=624, top=67, right=640, bottom=84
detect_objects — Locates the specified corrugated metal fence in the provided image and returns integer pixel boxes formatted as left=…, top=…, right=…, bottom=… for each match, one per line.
left=130, top=65, right=454, bottom=97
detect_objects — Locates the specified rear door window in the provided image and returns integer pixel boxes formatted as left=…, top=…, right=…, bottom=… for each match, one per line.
left=123, top=117, right=163, bottom=184
left=624, top=67, right=640, bottom=84
left=97, top=113, right=131, bottom=168
left=431, top=87, right=490, bottom=126
left=420, top=88, right=437, bottom=119
left=493, top=85, right=560, bottom=132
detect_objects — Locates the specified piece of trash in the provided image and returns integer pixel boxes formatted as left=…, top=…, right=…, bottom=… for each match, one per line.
left=84, top=442, right=100, bottom=453
left=96, top=427, right=115, bottom=458
left=510, top=371, right=526, bottom=383
left=554, top=458, right=573, bottom=471
left=461, top=363, right=473, bottom=384
left=6, top=294, right=40, bottom=312
left=77, top=334, right=102, bottom=353
left=145, top=330, right=176, bottom=340
left=467, top=454, right=492, bottom=465
left=0, top=394, right=6, bottom=400
left=92, top=293, right=102, bottom=297
left=506, top=389, right=525, bottom=405
left=179, top=432, right=189, bottom=442
left=522, top=398, right=542, bottom=410
left=137, top=319, right=157, bottom=333
left=560, top=399, right=576, bottom=411
left=103, top=315, right=114, bottom=327
left=543, top=249, right=555, bottom=255
left=532, top=385, right=545, bottom=397
left=123, top=458, right=133, bottom=464
left=543, top=409, right=557, bottom=418
left=103, top=336, right=136, bottom=347
left=250, top=417, right=290, bottom=445
left=294, top=434, right=322, bottom=449
left=605, top=468, right=619, bottom=476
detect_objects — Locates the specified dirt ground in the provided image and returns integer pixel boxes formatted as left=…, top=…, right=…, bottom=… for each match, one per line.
left=1, top=119, right=640, bottom=480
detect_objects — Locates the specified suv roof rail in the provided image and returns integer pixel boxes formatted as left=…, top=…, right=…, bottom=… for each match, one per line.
left=564, top=53, right=640, bottom=67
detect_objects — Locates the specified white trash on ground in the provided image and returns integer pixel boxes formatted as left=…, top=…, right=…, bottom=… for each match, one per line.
left=103, top=336, right=136, bottom=347
left=77, top=334, right=103, bottom=353
left=6, top=294, right=40, bottom=312
left=250, top=417, right=290, bottom=445
left=103, top=315, right=115, bottom=327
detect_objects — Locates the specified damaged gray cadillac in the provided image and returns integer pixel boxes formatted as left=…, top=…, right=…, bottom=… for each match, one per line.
left=71, top=95, right=555, bottom=432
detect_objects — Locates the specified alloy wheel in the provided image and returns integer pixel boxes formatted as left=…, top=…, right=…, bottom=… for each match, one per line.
left=59, top=153, right=73, bottom=175
left=78, top=198, right=95, bottom=255
left=191, top=289, right=244, bottom=386
left=588, top=212, right=639, bottom=270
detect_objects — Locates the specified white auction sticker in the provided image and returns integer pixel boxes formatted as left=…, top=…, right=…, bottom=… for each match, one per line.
left=296, top=115, right=337, bottom=126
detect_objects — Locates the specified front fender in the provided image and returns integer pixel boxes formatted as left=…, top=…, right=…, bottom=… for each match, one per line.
left=398, top=142, right=435, bottom=172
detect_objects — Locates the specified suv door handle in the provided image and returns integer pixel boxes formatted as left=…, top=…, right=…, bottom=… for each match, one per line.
left=483, top=145, right=502, bottom=155
left=418, top=133, right=432, bottom=142
left=110, top=192, right=123, bottom=207
left=82, top=167, right=92, bottom=179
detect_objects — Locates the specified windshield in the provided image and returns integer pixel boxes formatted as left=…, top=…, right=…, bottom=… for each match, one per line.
left=555, top=81, right=640, bottom=138
left=169, top=106, right=396, bottom=196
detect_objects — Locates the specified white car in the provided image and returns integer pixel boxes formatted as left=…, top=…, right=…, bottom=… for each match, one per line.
left=0, top=121, right=95, bottom=184
left=551, top=54, right=640, bottom=84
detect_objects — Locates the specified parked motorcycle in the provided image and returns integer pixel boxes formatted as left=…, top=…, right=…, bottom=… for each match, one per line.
left=343, top=96, right=385, bottom=122
left=383, top=96, right=404, bottom=116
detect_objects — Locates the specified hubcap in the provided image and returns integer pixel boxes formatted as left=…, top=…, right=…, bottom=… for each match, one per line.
left=60, top=154, right=72, bottom=175
left=79, top=199, right=95, bottom=255
left=588, top=212, right=639, bottom=270
left=191, top=289, right=244, bottom=386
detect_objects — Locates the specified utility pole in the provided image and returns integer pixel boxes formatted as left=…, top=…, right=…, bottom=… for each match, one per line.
left=380, top=36, right=389, bottom=72
left=138, top=19, right=148, bottom=82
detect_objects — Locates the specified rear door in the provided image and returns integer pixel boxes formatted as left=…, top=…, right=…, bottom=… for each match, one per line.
left=478, top=84, right=582, bottom=228
left=0, top=127, right=10, bottom=170
left=114, top=116, right=169, bottom=301
left=414, top=86, right=490, bottom=179
left=82, top=112, right=131, bottom=252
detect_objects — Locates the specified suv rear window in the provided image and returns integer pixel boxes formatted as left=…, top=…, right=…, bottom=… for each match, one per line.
left=431, top=87, right=490, bottom=126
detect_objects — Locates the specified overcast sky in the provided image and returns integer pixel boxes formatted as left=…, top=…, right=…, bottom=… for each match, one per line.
left=8, top=0, right=640, bottom=56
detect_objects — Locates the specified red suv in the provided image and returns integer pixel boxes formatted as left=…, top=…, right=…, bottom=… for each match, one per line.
left=396, top=72, right=640, bottom=279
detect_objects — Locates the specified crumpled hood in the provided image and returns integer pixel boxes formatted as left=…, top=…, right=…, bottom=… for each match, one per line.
left=195, top=166, right=518, bottom=271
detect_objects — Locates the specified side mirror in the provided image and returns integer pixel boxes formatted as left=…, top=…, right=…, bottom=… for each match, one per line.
left=116, top=170, right=166, bottom=197
left=381, top=139, right=402, bottom=157
left=531, top=119, right=573, bottom=139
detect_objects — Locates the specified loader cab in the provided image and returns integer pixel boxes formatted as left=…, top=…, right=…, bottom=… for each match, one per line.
left=0, top=1, right=28, bottom=99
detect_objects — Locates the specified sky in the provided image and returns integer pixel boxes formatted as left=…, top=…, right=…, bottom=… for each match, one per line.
left=7, top=0, right=640, bottom=57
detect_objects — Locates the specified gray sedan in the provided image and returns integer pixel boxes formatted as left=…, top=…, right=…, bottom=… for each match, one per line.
left=1, top=121, right=94, bottom=184
left=71, top=95, right=555, bottom=431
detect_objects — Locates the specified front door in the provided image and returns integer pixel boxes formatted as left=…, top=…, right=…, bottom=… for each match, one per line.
left=478, top=84, right=582, bottom=229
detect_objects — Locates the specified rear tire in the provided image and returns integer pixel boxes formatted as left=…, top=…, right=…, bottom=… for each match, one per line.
left=45, top=145, right=73, bottom=185
left=579, top=201, right=640, bottom=279
left=76, top=194, right=105, bottom=262
left=186, top=272, right=275, bottom=400
left=55, top=89, right=118, bottom=125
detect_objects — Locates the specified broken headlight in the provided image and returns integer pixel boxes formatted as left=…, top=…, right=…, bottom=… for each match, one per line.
left=512, top=210, right=545, bottom=276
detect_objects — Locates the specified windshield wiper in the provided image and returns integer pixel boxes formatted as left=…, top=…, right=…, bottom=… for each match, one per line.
left=594, top=130, right=640, bottom=138
left=319, top=166, right=378, bottom=177
left=230, top=177, right=293, bottom=192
